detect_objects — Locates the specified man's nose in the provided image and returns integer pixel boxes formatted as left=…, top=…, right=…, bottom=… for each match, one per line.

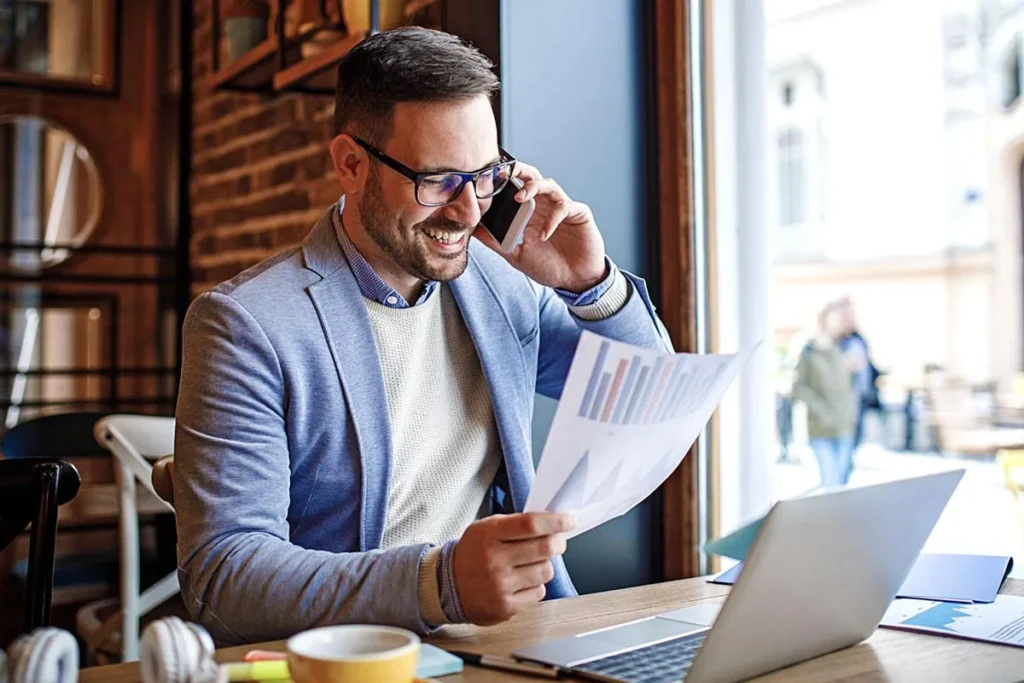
left=444, top=181, right=483, bottom=227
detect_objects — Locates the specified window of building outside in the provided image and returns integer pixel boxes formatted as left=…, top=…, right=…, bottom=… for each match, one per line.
left=770, top=62, right=826, bottom=261
left=712, top=0, right=1024, bottom=580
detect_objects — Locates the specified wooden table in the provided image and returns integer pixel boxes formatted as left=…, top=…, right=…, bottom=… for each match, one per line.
left=80, top=577, right=1024, bottom=682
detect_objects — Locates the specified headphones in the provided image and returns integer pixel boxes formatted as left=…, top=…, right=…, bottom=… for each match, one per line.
left=3, top=618, right=224, bottom=683
left=5, top=627, right=78, bottom=683
left=139, top=617, right=223, bottom=683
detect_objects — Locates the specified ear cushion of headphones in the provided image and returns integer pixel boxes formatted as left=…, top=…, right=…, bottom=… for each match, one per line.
left=141, top=618, right=178, bottom=683
left=0, top=648, right=8, bottom=683
left=8, top=628, right=78, bottom=683
left=141, top=617, right=220, bottom=683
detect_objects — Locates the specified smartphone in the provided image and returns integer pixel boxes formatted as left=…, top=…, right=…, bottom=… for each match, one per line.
left=480, top=177, right=535, bottom=252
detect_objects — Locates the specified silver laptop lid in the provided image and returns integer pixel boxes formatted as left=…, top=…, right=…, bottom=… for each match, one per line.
left=685, top=468, right=964, bottom=683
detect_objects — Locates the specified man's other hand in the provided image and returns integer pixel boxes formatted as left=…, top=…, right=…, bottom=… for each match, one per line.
left=452, top=512, right=576, bottom=626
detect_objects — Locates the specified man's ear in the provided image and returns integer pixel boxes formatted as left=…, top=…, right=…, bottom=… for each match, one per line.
left=329, top=134, right=368, bottom=196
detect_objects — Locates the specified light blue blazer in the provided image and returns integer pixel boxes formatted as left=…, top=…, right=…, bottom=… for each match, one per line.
left=173, top=208, right=673, bottom=644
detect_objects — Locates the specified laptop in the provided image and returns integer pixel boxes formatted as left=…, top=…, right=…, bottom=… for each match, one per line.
left=513, top=468, right=965, bottom=683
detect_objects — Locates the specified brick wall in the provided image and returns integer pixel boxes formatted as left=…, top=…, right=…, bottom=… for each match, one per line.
left=190, top=1, right=341, bottom=295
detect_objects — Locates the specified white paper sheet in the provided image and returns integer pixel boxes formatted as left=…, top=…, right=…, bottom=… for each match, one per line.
left=881, top=595, right=1024, bottom=648
left=525, top=331, right=756, bottom=538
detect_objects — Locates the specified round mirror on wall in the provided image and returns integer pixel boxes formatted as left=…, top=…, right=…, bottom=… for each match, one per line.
left=0, top=115, right=103, bottom=270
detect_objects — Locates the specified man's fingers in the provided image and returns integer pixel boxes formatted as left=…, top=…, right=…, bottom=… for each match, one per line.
left=517, top=177, right=570, bottom=205
left=512, top=161, right=543, bottom=184
left=539, top=201, right=572, bottom=242
left=492, top=512, right=576, bottom=541
left=504, top=560, right=557, bottom=593
left=511, top=583, right=547, bottom=607
left=503, top=534, right=568, bottom=567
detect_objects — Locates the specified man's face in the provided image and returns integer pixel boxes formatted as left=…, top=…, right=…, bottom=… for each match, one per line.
left=357, top=96, right=500, bottom=282
left=823, top=309, right=844, bottom=340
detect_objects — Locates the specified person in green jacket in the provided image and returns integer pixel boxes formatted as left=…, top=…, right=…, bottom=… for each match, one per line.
left=793, top=302, right=858, bottom=487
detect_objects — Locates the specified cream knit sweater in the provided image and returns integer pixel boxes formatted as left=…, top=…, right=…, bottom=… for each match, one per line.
left=363, top=284, right=501, bottom=624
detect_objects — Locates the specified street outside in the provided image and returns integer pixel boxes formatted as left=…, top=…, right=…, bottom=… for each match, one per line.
left=771, top=443, right=1024, bottom=578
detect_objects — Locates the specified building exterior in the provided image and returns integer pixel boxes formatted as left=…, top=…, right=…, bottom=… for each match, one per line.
left=766, top=0, right=1010, bottom=394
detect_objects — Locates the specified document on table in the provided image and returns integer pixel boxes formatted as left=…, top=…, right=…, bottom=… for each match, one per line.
left=525, top=331, right=756, bottom=538
left=881, top=595, right=1024, bottom=648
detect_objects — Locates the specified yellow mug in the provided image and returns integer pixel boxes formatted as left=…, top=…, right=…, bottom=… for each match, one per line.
left=287, top=625, right=421, bottom=683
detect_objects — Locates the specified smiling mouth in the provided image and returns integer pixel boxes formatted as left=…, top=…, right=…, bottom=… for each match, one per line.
left=423, top=226, right=468, bottom=246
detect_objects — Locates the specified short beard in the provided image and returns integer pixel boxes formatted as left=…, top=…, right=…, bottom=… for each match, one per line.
left=359, top=166, right=470, bottom=283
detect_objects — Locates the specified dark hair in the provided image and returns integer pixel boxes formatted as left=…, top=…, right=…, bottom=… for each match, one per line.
left=333, top=27, right=500, bottom=142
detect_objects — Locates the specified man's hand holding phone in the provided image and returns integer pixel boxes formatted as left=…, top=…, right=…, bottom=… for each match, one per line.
left=476, top=161, right=608, bottom=294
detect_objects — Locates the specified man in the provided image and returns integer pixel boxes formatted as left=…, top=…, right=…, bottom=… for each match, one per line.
left=174, top=27, right=671, bottom=645
left=792, top=303, right=858, bottom=487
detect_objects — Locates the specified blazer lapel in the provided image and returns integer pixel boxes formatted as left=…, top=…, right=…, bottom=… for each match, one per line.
left=302, top=210, right=392, bottom=551
left=450, top=254, right=534, bottom=511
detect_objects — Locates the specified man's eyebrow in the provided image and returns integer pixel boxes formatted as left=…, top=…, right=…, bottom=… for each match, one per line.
left=418, top=155, right=503, bottom=174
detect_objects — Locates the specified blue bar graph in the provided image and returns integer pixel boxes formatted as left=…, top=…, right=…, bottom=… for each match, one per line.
left=588, top=372, right=613, bottom=420
left=574, top=345, right=710, bottom=426
left=622, top=365, right=651, bottom=424
left=611, top=357, right=642, bottom=424
left=578, top=341, right=611, bottom=417
left=633, top=357, right=665, bottom=423
left=660, top=368, right=690, bottom=421
left=642, top=359, right=675, bottom=423
left=655, top=360, right=688, bottom=422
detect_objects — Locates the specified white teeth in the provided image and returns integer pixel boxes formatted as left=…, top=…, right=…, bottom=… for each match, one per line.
left=424, top=228, right=463, bottom=245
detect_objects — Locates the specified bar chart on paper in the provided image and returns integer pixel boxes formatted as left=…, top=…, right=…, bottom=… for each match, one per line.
left=526, top=331, right=756, bottom=537
left=577, top=340, right=730, bottom=426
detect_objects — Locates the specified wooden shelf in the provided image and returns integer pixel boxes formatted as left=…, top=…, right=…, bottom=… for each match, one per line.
left=273, top=31, right=368, bottom=93
left=209, top=36, right=301, bottom=92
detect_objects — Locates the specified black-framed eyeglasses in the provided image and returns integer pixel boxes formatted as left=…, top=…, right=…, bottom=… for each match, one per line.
left=351, top=136, right=517, bottom=207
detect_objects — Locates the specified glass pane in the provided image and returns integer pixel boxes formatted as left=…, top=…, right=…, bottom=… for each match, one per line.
left=0, top=304, right=108, bottom=429
left=0, top=115, right=104, bottom=270
left=0, top=0, right=115, bottom=87
left=712, top=0, right=1024, bottom=581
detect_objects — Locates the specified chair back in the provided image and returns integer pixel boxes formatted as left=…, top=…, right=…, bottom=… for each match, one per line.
left=95, top=415, right=175, bottom=459
left=94, top=415, right=175, bottom=509
left=1, top=412, right=108, bottom=460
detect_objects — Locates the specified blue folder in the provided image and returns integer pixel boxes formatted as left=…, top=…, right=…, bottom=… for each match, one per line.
left=710, top=553, right=1013, bottom=604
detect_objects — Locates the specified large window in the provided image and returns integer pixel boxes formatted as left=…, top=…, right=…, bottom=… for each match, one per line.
left=710, top=0, right=1022, bottom=580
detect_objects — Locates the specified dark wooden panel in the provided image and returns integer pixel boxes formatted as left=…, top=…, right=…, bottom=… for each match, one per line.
left=652, top=0, right=699, bottom=580
left=0, top=0, right=173, bottom=405
left=442, top=0, right=501, bottom=138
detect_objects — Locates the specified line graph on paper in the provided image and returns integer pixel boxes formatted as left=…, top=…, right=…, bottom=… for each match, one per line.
left=526, top=331, right=757, bottom=537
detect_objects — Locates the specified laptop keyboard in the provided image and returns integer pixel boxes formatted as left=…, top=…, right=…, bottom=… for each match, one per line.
left=572, top=631, right=707, bottom=682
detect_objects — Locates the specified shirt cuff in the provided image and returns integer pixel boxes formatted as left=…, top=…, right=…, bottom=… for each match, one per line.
left=567, top=268, right=631, bottom=321
left=554, top=256, right=616, bottom=307
left=418, top=547, right=447, bottom=626
left=438, top=539, right=469, bottom=623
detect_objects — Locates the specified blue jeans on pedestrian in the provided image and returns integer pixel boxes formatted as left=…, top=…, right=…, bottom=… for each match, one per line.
left=810, top=437, right=854, bottom=487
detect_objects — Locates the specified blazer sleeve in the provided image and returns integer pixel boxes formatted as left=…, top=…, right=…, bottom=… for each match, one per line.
left=534, top=265, right=674, bottom=399
left=174, top=291, right=435, bottom=645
